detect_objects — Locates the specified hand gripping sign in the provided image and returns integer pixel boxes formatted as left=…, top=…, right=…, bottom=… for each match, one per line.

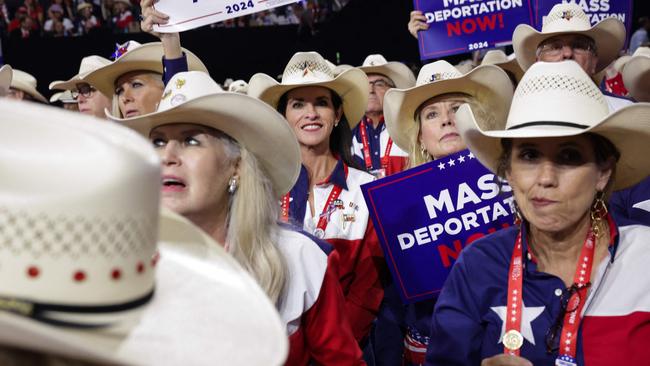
left=362, top=149, right=514, bottom=304
left=153, top=0, right=300, bottom=33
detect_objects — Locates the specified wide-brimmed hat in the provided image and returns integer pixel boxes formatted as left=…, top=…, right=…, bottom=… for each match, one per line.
left=110, top=71, right=301, bottom=198
left=622, top=47, right=650, bottom=103
left=358, top=54, right=416, bottom=89
left=383, top=60, right=514, bottom=153
left=248, top=51, right=369, bottom=127
left=0, top=98, right=287, bottom=365
left=332, top=63, right=353, bottom=77
left=84, top=40, right=209, bottom=97
left=456, top=60, right=650, bottom=190
left=49, top=55, right=112, bottom=91
left=77, top=2, right=93, bottom=12
left=228, top=79, right=248, bottom=94
left=49, top=89, right=76, bottom=103
left=481, top=50, right=525, bottom=83
left=10, top=69, right=47, bottom=103
left=0, top=65, right=12, bottom=96
left=513, top=2, right=625, bottom=73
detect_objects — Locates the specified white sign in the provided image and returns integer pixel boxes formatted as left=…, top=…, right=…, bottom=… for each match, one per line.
left=153, top=0, right=300, bottom=33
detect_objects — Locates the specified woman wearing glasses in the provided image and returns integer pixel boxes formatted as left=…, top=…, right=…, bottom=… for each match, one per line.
left=71, top=82, right=111, bottom=119
left=427, top=61, right=650, bottom=365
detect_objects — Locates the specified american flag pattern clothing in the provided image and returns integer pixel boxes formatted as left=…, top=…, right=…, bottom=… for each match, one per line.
left=610, top=175, right=650, bottom=227
left=351, top=116, right=408, bottom=177
left=426, top=217, right=650, bottom=365
left=404, top=326, right=429, bottom=365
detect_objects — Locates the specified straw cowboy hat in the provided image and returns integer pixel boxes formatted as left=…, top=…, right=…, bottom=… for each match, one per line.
left=481, top=50, right=525, bottom=83
left=10, top=69, right=47, bottom=103
left=84, top=40, right=209, bottom=97
left=513, top=2, right=626, bottom=73
left=49, top=89, right=76, bottom=104
left=110, top=71, right=301, bottom=198
left=332, top=63, right=353, bottom=77
left=49, top=55, right=112, bottom=91
left=383, top=60, right=514, bottom=153
left=358, top=54, right=416, bottom=89
left=455, top=60, right=650, bottom=191
left=228, top=79, right=249, bottom=94
left=77, top=2, right=93, bottom=12
left=0, top=98, right=287, bottom=365
left=248, top=51, right=369, bottom=127
left=0, top=65, right=12, bottom=96
left=622, top=47, right=650, bottom=103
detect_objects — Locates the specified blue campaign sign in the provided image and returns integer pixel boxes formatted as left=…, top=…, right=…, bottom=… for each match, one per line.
left=534, top=0, right=633, bottom=38
left=362, top=149, right=514, bottom=304
left=413, top=0, right=534, bottom=60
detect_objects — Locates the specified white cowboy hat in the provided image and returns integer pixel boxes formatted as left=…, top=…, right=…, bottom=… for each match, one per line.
left=109, top=71, right=301, bottom=198
left=77, top=2, right=93, bottom=12
left=622, top=47, right=650, bottom=103
left=0, top=98, right=287, bottom=365
left=383, top=60, right=514, bottom=153
left=10, top=69, right=47, bottom=103
left=49, top=89, right=76, bottom=104
left=332, top=63, right=353, bottom=77
left=228, top=79, right=248, bottom=94
left=248, top=51, right=369, bottom=127
left=0, top=64, right=12, bottom=96
left=455, top=60, right=650, bottom=191
left=84, top=40, right=209, bottom=97
left=49, top=55, right=112, bottom=91
left=512, top=2, right=626, bottom=73
left=480, top=50, right=525, bottom=83
left=358, top=54, right=416, bottom=89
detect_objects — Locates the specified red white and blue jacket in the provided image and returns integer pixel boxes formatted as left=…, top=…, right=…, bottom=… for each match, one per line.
left=426, top=216, right=650, bottom=365
left=610, top=175, right=650, bottom=227
left=285, top=160, right=385, bottom=343
left=351, top=116, right=408, bottom=177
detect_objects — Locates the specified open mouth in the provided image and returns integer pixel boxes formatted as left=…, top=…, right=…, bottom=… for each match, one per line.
left=162, top=177, right=186, bottom=191
left=301, top=122, right=324, bottom=131
left=124, top=109, right=139, bottom=118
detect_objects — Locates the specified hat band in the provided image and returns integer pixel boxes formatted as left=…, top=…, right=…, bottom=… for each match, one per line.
left=0, top=288, right=154, bottom=329
left=507, top=121, right=589, bottom=130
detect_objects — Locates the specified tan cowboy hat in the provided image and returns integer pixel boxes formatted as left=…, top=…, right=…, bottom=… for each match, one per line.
left=512, top=2, right=626, bottom=73
left=383, top=60, right=514, bottom=153
left=0, top=98, right=287, bottom=365
left=0, top=65, right=12, bottom=96
left=358, top=54, right=416, bottom=89
left=248, top=51, right=369, bottom=127
left=481, top=50, right=525, bottom=83
left=49, top=55, right=112, bottom=91
left=110, top=71, right=301, bottom=198
left=332, top=63, right=353, bottom=77
left=77, top=2, right=93, bottom=12
left=622, top=47, right=650, bottom=103
left=84, top=40, right=209, bottom=97
left=49, top=89, right=76, bottom=103
left=10, top=69, right=47, bottom=103
left=455, top=60, right=650, bottom=191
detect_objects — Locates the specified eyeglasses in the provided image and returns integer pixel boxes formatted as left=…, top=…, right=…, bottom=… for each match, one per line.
left=537, top=36, right=597, bottom=58
left=369, top=79, right=395, bottom=89
left=72, top=83, right=96, bottom=100
left=545, top=282, right=591, bottom=354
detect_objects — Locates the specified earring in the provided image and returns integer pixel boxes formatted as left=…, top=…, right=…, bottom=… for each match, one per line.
left=590, top=191, right=608, bottom=237
left=228, top=177, right=238, bottom=195
left=419, top=143, right=428, bottom=159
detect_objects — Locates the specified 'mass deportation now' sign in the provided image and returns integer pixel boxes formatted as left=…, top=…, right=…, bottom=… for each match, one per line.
left=414, top=0, right=534, bottom=60
left=362, top=150, right=514, bottom=304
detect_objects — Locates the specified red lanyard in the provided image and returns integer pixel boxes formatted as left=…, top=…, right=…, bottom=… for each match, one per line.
left=359, top=119, right=392, bottom=171
left=503, top=227, right=596, bottom=360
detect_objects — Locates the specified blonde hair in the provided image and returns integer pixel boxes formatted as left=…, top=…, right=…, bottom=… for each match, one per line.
left=110, top=71, right=164, bottom=118
left=407, top=93, right=494, bottom=168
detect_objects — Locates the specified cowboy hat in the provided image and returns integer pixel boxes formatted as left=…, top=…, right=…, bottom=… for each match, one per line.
left=248, top=51, right=369, bottom=127
left=84, top=41, right=209, bottom=97
left=77, top=2, right=93, bottom=12
left=49, top=89, right=76, bottom=104
left=109, top=71, right=301, bottom=198
left=512, top=2, right=626, bottom=73
left=0, top=98, right=288, bottom=365
left=228, top=79, right=248, bottom=94
left=480, top=50, right=525, bottom=83
left=383, top=60, right=514, bottom=153
left=455, top=60, right=650, bottom=191
left=622, top=47, right=650, bottom=102
left=358, top=54, right=416, bottom=89
left=10, top=69, right=47, bottom=103
left=0, top=65, right=12, bottom=96
left=49, top=55, right=112, bottom=91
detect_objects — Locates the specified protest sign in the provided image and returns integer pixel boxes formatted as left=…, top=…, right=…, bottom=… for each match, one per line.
left=362, top=149, right=514, bottom=304
left=534, top=0, right=633, bottom=38
left=413, top=0, right=534, bottom=60
left=153, top=0, right=299, bottom=33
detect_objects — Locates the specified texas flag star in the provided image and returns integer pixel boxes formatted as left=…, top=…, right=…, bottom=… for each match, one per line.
left=438, top=162, right=446, bottom=170
left=632, top=199, right=650, bottom=213
left=491, top=301, right=545, bottom=346
left=448, top=159, right=455, bottom=166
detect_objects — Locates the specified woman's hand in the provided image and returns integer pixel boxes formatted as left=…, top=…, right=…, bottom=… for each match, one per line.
left=140, top=0, right=182, bottom=59
left=481, top=354, right=533, bottom=366
left=408, top=10, right=429, bottom=39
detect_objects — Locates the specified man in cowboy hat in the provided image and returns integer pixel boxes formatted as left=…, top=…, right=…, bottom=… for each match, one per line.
left=5, top=69, right=47, bottom=103
left=351, top=54, right=416, bottom=178
left=512, top=2, right=633, bottom=112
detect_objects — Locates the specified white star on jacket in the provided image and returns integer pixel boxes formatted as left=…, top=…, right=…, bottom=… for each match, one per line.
left=491, top=301, right=545, bottom=345
left=633, top=199, right=650, bottom=213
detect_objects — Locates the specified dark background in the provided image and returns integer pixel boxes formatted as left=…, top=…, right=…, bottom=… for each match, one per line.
left=3, top=0, right=648, bottom=98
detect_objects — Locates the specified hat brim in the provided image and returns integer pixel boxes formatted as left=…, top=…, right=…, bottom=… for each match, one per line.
left=359, top=62, right=415, bottom=89
left=85, top=43, right=209, bottom=97
left=11, top=79, right=48, bottom=103
left=248, top=67, right=369, bottom=127
left=0, top=65, right=12, bottom=96
left=0, top=209, right=288, bottom=366
left=49, top=77, right=84, bottom=92
left=383, top=65, right=514, bottom=153
left=512, top=18, right=626, bottom=73
left=622, top=56, right=650, bottom=103
left=456, top=103, right=650, bottom=190
left=110, top=93, right=301, bottom=198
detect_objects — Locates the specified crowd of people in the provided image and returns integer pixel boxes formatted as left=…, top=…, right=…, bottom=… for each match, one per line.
left=0, top=0, right=649, bottom=365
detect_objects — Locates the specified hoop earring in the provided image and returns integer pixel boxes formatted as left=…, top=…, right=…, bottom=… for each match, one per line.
left=228, top=177, right=238, bottom=195
left=590, top=191, right=608, bottom=237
